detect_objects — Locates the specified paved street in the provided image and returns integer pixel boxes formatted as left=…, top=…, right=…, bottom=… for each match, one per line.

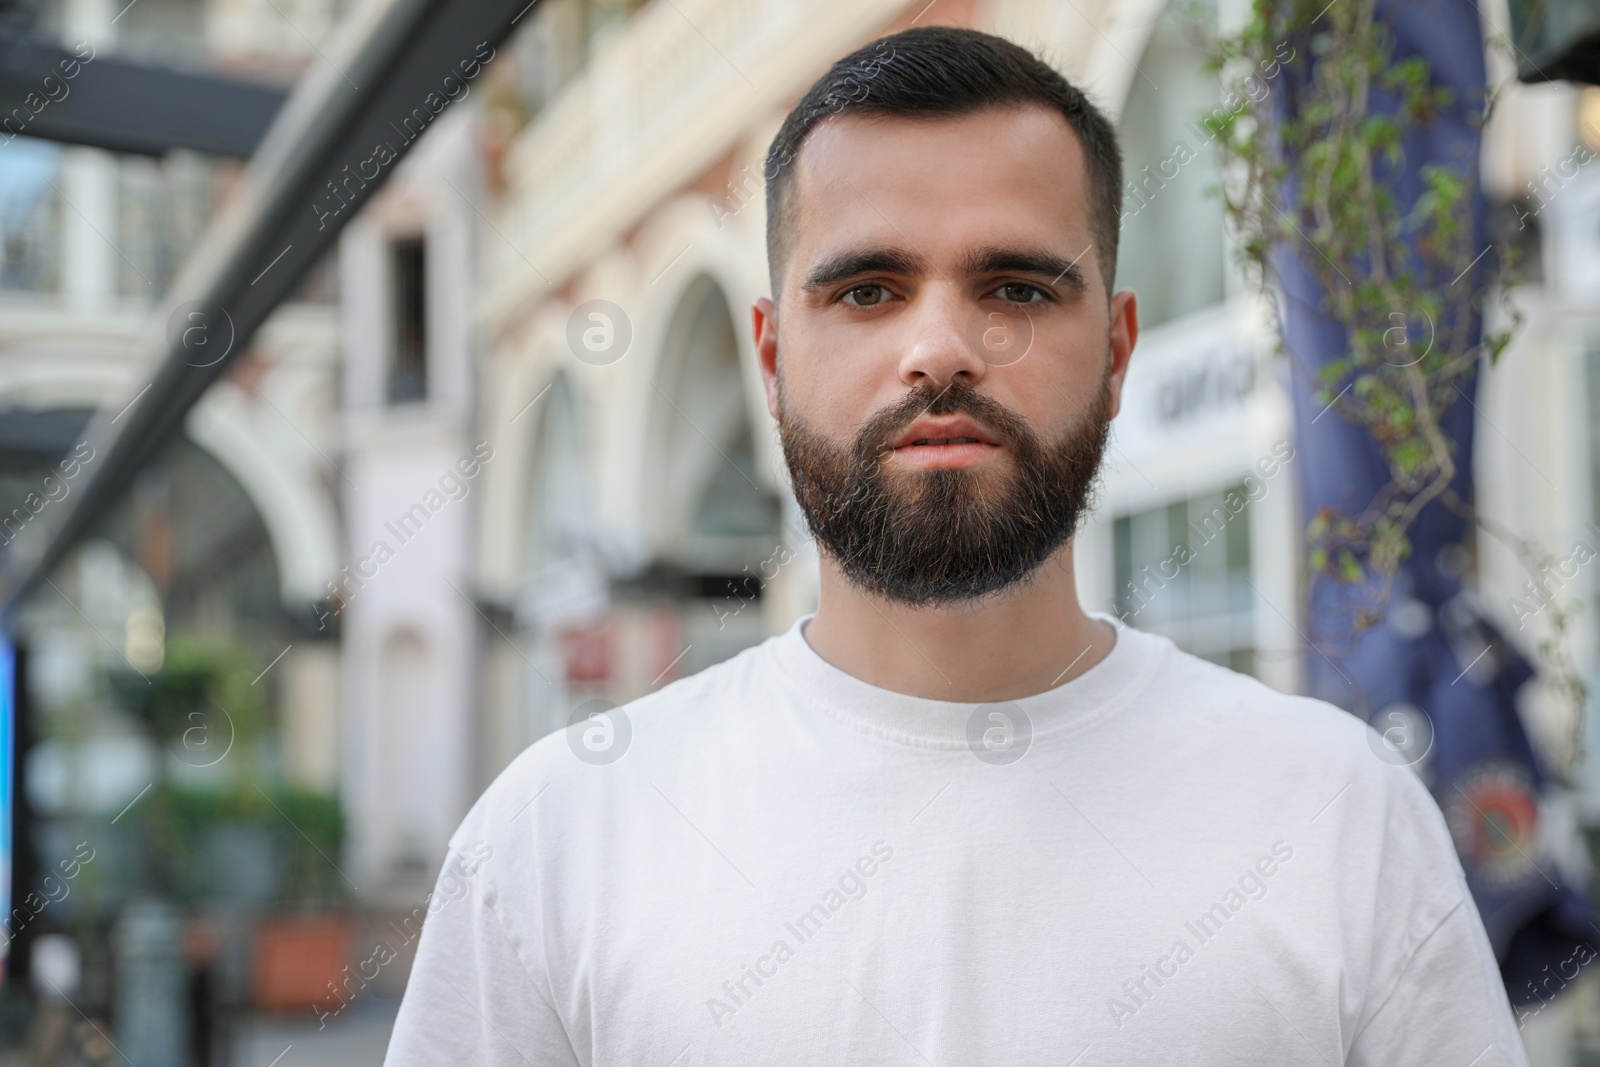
left=231, top=998, right=398, bottom=1067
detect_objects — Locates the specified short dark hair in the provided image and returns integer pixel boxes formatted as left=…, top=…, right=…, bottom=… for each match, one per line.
left=763, top=26, right=1123, bottom=297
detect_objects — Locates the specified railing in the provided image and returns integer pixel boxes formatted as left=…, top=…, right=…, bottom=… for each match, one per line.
left=0, top=144, right=239, bottom=304
left=0, top=140, right=64, bottom=296
left=485, top=0, right=909, bottom=319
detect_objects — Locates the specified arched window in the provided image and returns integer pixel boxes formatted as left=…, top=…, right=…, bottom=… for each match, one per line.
left=646, top=275, right=779, bottom=575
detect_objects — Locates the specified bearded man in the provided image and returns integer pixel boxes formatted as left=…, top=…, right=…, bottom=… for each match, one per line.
left=385, top=25, right=1526, bottom=1066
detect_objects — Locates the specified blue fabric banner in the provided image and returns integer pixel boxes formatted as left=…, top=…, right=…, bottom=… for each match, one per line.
left=1275, top=0, right=1596, bottom=1005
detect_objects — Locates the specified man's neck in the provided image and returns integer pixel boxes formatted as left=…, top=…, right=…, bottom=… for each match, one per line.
left=803, top=542, right=1116, bottom=702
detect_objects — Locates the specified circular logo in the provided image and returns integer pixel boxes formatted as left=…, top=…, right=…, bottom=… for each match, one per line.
left=1379, top=309, right=1434, bottom=369
left=175, top=703, right=235, bottom=768
left=567, top=300, right=632, bottom=366
left=565, top=698, right=631, bottom=765
left=1365, top=701, right=1434, bottom=769
left=966, top=305, right=1035, bottom=367
left=166, top=300, right=236, bottom=368
left=1445, top=761, right=1542, bottom=891
left=965, top=702, right=1032, bottom=766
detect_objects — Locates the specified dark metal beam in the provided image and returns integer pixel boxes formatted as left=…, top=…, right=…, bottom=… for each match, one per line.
left=0, top=0, right=540, bottom=616
left=0, top=31, right=288, bottom=157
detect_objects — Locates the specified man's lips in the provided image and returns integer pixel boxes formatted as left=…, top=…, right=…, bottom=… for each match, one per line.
left=887, top=416, right=1002, bottom=469
left=888, top=416, right=1001, bottom=450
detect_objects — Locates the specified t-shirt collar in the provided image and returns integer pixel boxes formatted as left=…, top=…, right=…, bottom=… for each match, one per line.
left=766, top=609, right=1169, bottom=750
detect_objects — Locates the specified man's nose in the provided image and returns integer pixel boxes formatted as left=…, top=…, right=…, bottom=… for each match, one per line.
left=895, top=286, right=989, bottom=389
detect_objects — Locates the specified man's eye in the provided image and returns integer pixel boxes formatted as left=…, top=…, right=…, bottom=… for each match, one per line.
left=995, top=283, right=1046, bottom=304
left=842, top=285, right=889, bottom=307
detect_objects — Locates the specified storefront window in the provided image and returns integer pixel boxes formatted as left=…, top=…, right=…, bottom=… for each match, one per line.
left=1113, top=483, right=1256, bottom=675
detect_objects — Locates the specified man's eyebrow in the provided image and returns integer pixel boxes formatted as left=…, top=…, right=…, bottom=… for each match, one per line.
left=964, top=247, right=1091, bottom=293
left=801, top=248, right=927, bottom=292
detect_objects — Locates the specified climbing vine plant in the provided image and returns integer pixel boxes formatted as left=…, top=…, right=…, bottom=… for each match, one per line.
left=1206, top=0, right=1587, bottom=765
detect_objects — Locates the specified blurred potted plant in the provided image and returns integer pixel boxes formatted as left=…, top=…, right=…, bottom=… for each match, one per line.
left=110, top=636, right=351, bottom=1016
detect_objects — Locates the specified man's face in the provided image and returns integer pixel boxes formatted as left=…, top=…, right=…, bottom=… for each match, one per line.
left=754, top=103, right=1138, bottom=606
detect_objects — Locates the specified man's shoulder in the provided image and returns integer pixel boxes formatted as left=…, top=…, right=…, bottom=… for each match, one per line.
left=1124, top=628, right=1455, bottom=877
left=1124, top=624, right=1395, bottom=778
left=451, top=635, right=780, bottom=847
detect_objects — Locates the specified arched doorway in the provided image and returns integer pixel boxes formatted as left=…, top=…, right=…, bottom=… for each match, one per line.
left=645, top=274, right=779, bottom=569
left=517, top=374, right=602, bottom=744
left=13, top=427, right=307, bottom=971
left=641, top=275, right=781, bottom=675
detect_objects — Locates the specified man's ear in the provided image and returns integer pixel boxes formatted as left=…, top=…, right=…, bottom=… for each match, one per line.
left=1106, top=289, right=1138, bottom=420
left=753, top=296, right=781, bottom=421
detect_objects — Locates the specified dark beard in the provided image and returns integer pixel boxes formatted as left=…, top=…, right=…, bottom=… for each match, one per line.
left=779, top=371, right=1114, bottom=606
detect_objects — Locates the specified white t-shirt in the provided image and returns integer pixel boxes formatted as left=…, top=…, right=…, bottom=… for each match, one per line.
left=384, top=613, right=1528, bottom=1066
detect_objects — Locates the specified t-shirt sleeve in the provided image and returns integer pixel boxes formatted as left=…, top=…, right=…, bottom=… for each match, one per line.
left=1345, top=765, right=1529, bottom=1067
left=1347, top=894, right=1528, bottom=1066
left=383, top=838, right=579, bottom=1067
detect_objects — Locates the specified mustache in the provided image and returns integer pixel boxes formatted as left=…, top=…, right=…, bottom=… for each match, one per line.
left=777, top=369, right=1114, bottom=606
left=857, top=379, right=1031, bottom=458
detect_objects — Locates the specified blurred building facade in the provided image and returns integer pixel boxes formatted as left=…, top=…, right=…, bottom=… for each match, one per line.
left=0, top=0, right=349, bottom=1053
left=333, top=0, right=1600, bottom=933
left=5, top=0, right=1600, bottom=1060
left=1, top=0, right=347, bottom=781
left=345, top=7, right=1600, bottom=1060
